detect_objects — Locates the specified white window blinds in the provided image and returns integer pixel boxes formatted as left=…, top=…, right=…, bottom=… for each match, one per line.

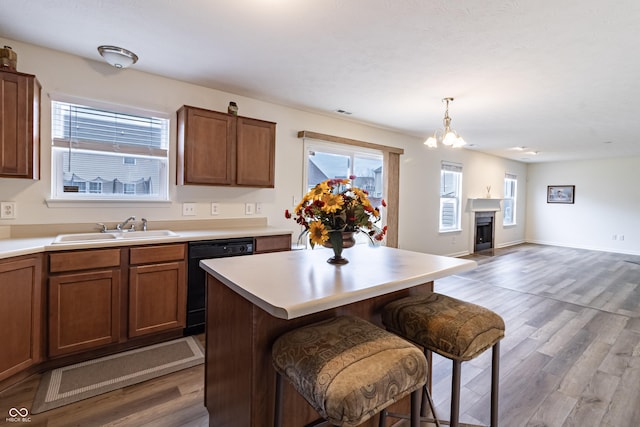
left=51, top=101, right=168, bottom=157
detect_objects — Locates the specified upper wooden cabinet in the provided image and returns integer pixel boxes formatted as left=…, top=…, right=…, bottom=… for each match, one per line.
left=0, top=70, right=40, bottom=179
left=177, top=105, right=275, bottom=187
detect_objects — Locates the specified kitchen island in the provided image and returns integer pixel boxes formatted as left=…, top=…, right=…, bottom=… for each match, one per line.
left=200, top=245, right=476, bottom=427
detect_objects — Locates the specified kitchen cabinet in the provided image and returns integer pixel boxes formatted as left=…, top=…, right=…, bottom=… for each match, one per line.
left=177, top=105, right=275, bottom=187
left=0, top=69, right=40, bottom=179
left=254, top=234, right=292, bottom=254
left=48, top=249, right=121, bottom=357
left=128, top=244, right=186, bottom=337
left=0, top=255, right=42, bottom=382
left=235, top=116, right=276, bottom=187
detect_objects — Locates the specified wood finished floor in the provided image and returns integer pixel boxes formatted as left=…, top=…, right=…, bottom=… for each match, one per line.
left=1, top=243, right=639, bottom=427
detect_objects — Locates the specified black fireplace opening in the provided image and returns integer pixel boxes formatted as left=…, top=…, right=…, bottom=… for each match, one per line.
left=475, top=211, right=494, bottom=252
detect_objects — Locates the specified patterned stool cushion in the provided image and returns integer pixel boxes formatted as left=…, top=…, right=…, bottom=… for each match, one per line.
left=272, top=315, right=427, bottom=427
left=382, top=293, right=505, bottom=361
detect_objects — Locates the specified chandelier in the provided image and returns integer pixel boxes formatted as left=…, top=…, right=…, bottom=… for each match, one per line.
left=424, top=97, right=466, bottom=148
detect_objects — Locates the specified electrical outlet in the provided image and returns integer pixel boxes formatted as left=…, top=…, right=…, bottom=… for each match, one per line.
left=245, top=203, right=255, bottom=215
left=256, top=203, right=262, bottom=214
left=211, top=202, right=220, bottom=215
left=620, top=235, right=625, bottom=241
left=0, top=202, right=16, bottom=219
left=182, top=202, right=196, bottom=216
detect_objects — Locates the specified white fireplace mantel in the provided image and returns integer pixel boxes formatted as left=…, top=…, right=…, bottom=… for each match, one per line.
left=468, top=198, right=503, bottom=212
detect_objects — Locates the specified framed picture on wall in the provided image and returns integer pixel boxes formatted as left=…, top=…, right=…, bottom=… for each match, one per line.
left=547, top=185, right=575, bottom=204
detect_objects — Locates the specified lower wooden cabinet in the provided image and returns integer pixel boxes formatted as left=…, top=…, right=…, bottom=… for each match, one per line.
left=129, top=261, right=186, bottom=337
left=48, top=269, right=121, bottom=357
left=0, top=255, right=42, bottom=382
left=128, top=244, right=186, bottom=337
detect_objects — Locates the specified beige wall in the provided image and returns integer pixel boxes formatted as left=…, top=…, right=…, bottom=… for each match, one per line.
left=0, top=38, right=527, bottom=256
left=527, top=157, right=640, bottom=255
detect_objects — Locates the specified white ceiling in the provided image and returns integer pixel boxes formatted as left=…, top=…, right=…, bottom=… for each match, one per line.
left=1, top=0, right=639, bottom=163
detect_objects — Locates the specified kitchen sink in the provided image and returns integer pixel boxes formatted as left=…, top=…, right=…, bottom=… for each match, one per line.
left=118, top=230, right=179, bottom=239
left=52, top=230, right=179, bottom=244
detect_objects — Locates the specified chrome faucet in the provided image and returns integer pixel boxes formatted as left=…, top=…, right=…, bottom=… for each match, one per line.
left=117, top=216, right=136, bottom=231
left=141, top=218, right=148, bottom=231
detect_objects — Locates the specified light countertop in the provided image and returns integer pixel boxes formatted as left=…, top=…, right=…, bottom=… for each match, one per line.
left=200, top=245, right=477, bottom=320
left=0, top=227, right=292, bottom=260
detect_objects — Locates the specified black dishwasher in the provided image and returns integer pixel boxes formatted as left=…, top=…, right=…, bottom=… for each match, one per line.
left=185, top=238, right=254, bottom=335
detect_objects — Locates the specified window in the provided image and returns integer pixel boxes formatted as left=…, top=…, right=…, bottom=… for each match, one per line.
left=504, top=173, right=517, bottom=226
left=123, top=183, right=136, bottom=195
left=439, top=162, right=462, bottom=232
left=51, top=100, right=169, bottom=201
left=304, top=142, right=384, bottom=208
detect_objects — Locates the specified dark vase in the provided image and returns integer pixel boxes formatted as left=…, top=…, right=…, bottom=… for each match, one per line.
left=323, top=231, right=356, bottom=265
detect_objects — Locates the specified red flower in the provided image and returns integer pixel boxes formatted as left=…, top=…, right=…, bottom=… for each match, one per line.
left=284, top=209, right=291, bottom=219
left=349, top=175, right=356, bottom=180
left=381, top=199, right=387, bottom=207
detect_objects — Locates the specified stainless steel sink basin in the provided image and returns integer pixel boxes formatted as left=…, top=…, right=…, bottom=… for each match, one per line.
left=53, top=232, right=118, bottom=243
left=52, top=230, right=179, bottom=244
left=118, top=230, right=179, bottom=239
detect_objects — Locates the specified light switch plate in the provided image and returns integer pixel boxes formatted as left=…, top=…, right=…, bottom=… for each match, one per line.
left=211, top=202, right=220, bottom=215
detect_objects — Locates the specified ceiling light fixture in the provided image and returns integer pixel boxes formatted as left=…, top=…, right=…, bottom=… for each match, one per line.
left=97, top=45, right=138, bottom=69
left=424, top=97, right=466, bottom=149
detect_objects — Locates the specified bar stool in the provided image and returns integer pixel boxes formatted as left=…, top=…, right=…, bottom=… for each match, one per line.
left=272, top=315, right=427, bottom=427
left=381, top=293, right=505, bottom=427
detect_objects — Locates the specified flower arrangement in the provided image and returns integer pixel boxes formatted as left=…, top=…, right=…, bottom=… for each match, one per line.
left=285, top=177, right=387, bottom=248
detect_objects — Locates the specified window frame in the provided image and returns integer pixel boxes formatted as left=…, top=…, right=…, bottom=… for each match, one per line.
left=439, top=161, right=463, bottom=233
left=49, top=96, right=170, bottom=202
left=503, top=173, right=517, bottom=226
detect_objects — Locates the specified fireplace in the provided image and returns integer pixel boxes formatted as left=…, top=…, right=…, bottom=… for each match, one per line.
left=474, top=211, right=494, bottom=252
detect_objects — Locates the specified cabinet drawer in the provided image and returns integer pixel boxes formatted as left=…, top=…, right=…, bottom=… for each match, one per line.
left=254, top=235, right=291, bottom=254
left=49, top=249, right=121, bottom=273
left=129, top=244, right=186, bottom=265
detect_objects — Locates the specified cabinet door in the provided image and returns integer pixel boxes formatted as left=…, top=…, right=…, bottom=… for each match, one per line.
left=128, top=261, right=186, bottom=337
left=236, top=117, right=275, bottom=187
left=49, top=270, right=121, bottom=357
left=0, top=256, right=42, bottom=381
left=0, top=70, right=40, bottom=179
left=177, top=106, right=234, bottom=185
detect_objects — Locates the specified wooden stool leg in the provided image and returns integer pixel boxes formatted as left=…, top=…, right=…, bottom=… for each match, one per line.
left=491, top=342, right=500, bottom=427
left=274, top=372, right=283, bottom=427
left=450, top=359, right=462, bottom=427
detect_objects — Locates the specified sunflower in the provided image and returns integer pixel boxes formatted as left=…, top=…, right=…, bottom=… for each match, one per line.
left=308, top=221, right=329, bottom=246
left=308, top=181, right=330, bottom=200
left=320, top=193, right=344, bottom=213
